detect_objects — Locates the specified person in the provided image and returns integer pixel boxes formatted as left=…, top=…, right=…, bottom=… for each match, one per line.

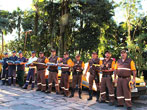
left=8, top=51, right=18, bottom=86
left=84, top=52, right=102, bottom=101
left=46, top=49, right=60, bottom=94
left=99, top=51, right=115, bottom=106
left=16, top=51, right=27, bottom=87
left=114, top=50, right=136, bottom=110
left=69, top=54, right=85, bottom=99
left=23, top=51, right=37, bottom=90
left=35, top=52, right=48, bottom=92
left=59, top=52, right=74, bottom=97
left=1, top=52, right=9, bottom=85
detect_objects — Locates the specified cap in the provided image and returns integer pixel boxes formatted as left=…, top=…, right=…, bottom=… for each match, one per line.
left=12, top=51, right=16, bottom=53
left=39, top=52, right=44, bottom=54
left=31, top=51, right=36, bottom=54
left=121, top=49, right=127, bottom=53
left=4, top=52, right=8, bottom=55
left=92, top=52, right=97, bottom=55
left=64, top=52, right=69, bottom=55
left=18, top=51, right=22, bottom=54
left=51, top=49, right=56, bottom=52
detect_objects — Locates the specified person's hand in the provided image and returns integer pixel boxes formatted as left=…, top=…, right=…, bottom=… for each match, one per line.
left=114, top=78, right=117, bottom=84
left=6, top=67, right=8, bottom=70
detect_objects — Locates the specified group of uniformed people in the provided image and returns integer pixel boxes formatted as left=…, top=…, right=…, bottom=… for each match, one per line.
left=0, top=49, right=136, bottom=110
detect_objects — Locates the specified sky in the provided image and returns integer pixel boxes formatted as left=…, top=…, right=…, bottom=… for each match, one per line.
left=0, top=0, right=147, bottom=43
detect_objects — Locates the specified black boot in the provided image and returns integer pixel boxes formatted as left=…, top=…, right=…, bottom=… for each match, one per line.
left=87, top=90, right=93, bottom=100
left=69, top=88, right=75, bottom=98
left=96, top=91, right=100, bottom=102
left=78, top=88, right=82, bottom=99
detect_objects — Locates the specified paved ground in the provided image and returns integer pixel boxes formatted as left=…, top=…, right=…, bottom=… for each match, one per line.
left=0, top=85, right=147, bottom=110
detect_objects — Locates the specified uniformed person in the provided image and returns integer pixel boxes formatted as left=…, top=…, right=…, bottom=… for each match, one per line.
left=69, top=54, right=85, bottom=99
left=114, top=50, right=136, bottom=110
left=59, top=52, right=74, bottom=97
left=99, top=51, right=115, bottom=106
left=84, top=52, right=102, bottom=101
left=1, top=52, right=9, bottom=85
left=23, top=51, right=37, bottom=89
left=16, top=51, right=27, bottom=87
left=46, top=49, right=60, bottom=94
left=35, top=52, right=48, bottom=92
left=8, top=51, right=18, bottom=86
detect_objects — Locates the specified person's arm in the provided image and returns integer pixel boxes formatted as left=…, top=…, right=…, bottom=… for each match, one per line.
left=130, top=60, right=136, bottom=83
left=84, top=63, right=90, bottom=77
left=67, top=59, right=74, bottom=67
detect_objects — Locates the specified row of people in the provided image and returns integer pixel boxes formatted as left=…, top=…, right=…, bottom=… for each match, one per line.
left=0, top=49, right=136, bottom=110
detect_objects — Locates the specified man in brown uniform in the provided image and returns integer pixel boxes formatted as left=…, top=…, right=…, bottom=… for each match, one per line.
left=69, top=54, right=85, bottom=99
left=46, top=49, right=60, bottom=94
left=114, top=50, right=136, bottom=110
left=59, top=52, right=74, bottom=97
left=35, top=52, right=48, bottom=92
left=99, top=51, right=115, bottom=106
left=85, top=52, right=102, bottom=101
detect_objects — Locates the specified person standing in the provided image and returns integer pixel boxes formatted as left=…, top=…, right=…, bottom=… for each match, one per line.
left=59, top=52, right=74, bottom=97
left=84, top=52, right=102, bottom=101
left=99, top=51, right=115, bottom=106
left=114, top=50, right=136, bottom=110
left=17, top=51, right=27, bottom=87
left=46, top=49, right=60, bottom=94
left=8, top=51, right=18, bottom=86
left=35, top=52, right=48, bottom=92
left=69, top=54, right=84, bottom=99
left=1, top=52, right=9, bottom=85
left=23, top=51, right=37, bottom=90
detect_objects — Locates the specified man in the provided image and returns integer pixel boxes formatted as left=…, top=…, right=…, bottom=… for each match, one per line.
left=35, top=52, right=48, bottom=92
left=16, top=51, right=27, bottom=87
left=8, top=51, right=18, bottom=86
left=69, top=54, right=84, bottom=99
left=114, top=50, right=136, bottom=110
left=23, top=51, right=37, bottom=90
left=1, top=52, right=9, bottom=85
left=59, top=52, right=74, bottom=97
left=84, top=52, right=102, bottom=101
left=99, top=51, right=115, bottom=106
left=46, top=49, right=60, bottom=94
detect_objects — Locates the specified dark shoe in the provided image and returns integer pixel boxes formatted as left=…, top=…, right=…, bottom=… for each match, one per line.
left=56, top=92, right=59, bottom=95
left=45, top=90, right=51, bottom=93
left=22, top=86, right=27, bottom=89
left=87, top=90, right=93, bottom=101
left=115, top=105, right=124, bottom=107
left=69, top=94, right=74, bottom=98
left=79, top=95, right=82, bottom=99
left=36, top=89, right=41, bottom=91
left=127, top=107, right=132, bottom=110
left=98, top=100, right=106, bottom=103
left=78, top=88, right=82, bottom=99
left=41, top=90, right=45, bottom=92
left=109, top=102, right=114, bottom=106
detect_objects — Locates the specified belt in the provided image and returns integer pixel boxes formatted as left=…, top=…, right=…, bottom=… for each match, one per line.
left=118, top=76, right=130, bottom=78
left=38, top=68, right=45, bottom=71
left=102, top=74, right=112, bottom=77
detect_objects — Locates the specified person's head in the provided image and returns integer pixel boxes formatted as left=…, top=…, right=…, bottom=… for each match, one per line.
left=63, top=52, right=69, bottom=58
left=4, top=53, right=8, bottom=58
left=12, top=51, right=16, bottom=56
left=39, top=52, right=44, bottom=58
left=31, top=51, right=36, bottom=57
left=51, top=49, right=56, bottom=56
left=121, top=50, right=127, bottom=59
left=105, top=51, right=111, bottom=59
left=19, top=51, right=23, bottom=58
left=75, top=54, right=80, bottom=61
left=92, top=52, right=98, bottom=59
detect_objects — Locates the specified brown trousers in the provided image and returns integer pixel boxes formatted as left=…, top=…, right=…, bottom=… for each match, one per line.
left=37, top=70, right=46, bottom=91
left=89, top=74, right=99, bottom=91
left=72, top=75, right=82, bottom=89
left=100, top=76, right=115, bottom=102
left=60, top=73, right=70, bottom=96
left=48, top=71, right=59, bottom=92
left=117, top=77, right=132, bottom=107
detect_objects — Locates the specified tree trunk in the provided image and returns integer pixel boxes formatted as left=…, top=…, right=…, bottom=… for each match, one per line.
left=18, top=16, right=21, bottom=40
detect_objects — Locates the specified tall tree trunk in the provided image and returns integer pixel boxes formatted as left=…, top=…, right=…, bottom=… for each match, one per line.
left=18, top=16, right=21, bottom=40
